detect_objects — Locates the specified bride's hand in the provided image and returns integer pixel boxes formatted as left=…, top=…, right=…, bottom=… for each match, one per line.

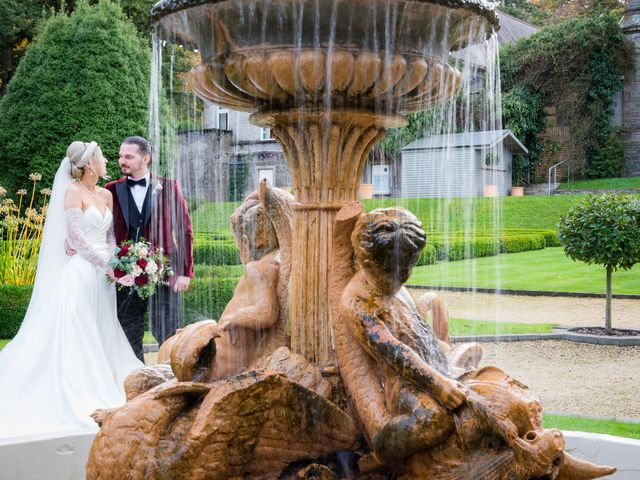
left=106, top=267, right=116, bottom=281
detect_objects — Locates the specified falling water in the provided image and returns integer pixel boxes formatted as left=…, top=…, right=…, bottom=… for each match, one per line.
left=148, top=0, right=503, bottom=364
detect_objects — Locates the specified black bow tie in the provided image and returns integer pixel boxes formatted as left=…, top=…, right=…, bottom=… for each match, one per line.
left=127, top=177, right=147, bottom=188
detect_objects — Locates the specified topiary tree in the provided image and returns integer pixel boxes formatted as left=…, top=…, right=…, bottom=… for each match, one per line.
left=0, top=0, right=150, bottom=193
left=558, top=194, right=640, bottom=333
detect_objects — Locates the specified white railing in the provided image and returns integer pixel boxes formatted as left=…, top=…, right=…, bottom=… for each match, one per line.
left=548, top=160, right=568, bottom=195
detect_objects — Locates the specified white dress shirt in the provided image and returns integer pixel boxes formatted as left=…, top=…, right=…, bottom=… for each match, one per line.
left=128, top=172, right=150, bottom=213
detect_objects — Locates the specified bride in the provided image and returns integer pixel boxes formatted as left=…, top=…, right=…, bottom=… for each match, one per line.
left=0, top=141, right=143, bottom=440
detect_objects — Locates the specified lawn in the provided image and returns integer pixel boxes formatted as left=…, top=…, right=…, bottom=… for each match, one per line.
left=544, top=414, right=640, bottom=440
left=192, top=194, right=626, bottom=235
left=410, top=247, right=640, bottom=294
left=364, top=195, right=610, bottom=231
left=558, top=176, right=640, bottom=191
left=144, top=331, right=157, bottom=345
left=447, top=318, right=555, bottom=336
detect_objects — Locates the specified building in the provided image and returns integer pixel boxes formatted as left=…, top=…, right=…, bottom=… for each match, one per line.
left=193, top=11, right=539, bottom=200
left=400, top=130, right=528, bottom=198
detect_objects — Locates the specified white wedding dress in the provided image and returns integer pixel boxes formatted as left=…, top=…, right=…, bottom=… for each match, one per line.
left=0, top=159, right=143, bottom=440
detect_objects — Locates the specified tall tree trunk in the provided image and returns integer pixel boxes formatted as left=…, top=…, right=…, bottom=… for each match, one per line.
left=605, top=265, right=613, bottom=334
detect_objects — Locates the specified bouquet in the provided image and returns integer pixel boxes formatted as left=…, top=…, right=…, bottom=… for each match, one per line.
left=107, top=239, right=174, bottom=300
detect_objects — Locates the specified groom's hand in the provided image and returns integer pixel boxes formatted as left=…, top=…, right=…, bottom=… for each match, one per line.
left=173, top=275, right=191, bottom=293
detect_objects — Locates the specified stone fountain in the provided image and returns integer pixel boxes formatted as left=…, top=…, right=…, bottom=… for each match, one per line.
left=86, top=0, right=617, bottom=478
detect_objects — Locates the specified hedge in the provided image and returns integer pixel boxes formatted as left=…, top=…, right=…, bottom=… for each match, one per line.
left=0, top=276, right=242, bottom=339
left=193, top=240, right=241, bottom=265
left=0, top=285, right=33, bottom=338
left=0, top=0, right=150, bottom=193
left=182, top=276, right=239, bottom=324
left=416, top=229, right=558, bottom=265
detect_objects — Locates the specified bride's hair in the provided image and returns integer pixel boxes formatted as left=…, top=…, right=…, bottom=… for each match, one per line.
left=67, top=141, right=105, bottom=179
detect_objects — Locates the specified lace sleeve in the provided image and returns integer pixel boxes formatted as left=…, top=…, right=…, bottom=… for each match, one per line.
left=65, top=208, right=108, bottom=269
left=107, top=223, right=116, bottom=257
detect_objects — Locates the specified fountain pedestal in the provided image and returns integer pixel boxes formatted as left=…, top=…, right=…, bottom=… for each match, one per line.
left=253, top=109, right=404, bottom=364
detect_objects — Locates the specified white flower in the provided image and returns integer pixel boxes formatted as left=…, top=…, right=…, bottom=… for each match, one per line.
left=145, top=260, right=158, bottom=274
left=139, top=247, right=149, bottom=257
left=118, top=274, right=134, bottom=287
left=131, top=264, right=143, bottom=276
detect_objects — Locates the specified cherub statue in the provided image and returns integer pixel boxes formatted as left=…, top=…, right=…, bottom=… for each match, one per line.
left=332, top=205, right=615, bottom=479
left=160, top=179, right=295, bottom=382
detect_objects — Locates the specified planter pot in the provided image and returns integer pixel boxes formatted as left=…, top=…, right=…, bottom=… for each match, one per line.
left=359, top=184, right=375, bottom=199
left=511, top=186, right=524, bottom=196
left=483, top=184, right=498, bottom=197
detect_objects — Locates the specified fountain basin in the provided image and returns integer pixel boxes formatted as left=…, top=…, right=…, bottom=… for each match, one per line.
left=0, top=430, right=95, bottom=480
left=1, top=429, right=637, bottom=478
left=153, top=0, right=497, bottom=114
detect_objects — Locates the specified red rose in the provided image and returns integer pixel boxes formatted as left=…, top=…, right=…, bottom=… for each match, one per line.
left=137, top=258, right=148, bottom=269
left=113, top=268, right=125, bottom=279
left=118, top=245, right=130, bottom=258
left=134, top=275, right=148, bottom=286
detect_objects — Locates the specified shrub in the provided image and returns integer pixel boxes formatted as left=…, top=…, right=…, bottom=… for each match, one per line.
left=182, top=276, right=239, bottom=324
left=558, top=194, right=640, bottom=331
left=0, top=285, right=33, bottom=338
left=193, top=240, right=241, bottom=265
left=0, top=178, right=50, bottom=285
left=499, top=233, right=546, bottom=253
left=0, top=0, right=150, bottom=193
left=500, top=13, right=629, bottom=179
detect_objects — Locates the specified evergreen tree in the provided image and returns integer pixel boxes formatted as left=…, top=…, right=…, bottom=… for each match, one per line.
left=0, top=0, right=150, bottom=193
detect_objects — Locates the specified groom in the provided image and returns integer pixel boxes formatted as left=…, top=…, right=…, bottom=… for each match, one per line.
left=106, top=136, right=194, bottom=362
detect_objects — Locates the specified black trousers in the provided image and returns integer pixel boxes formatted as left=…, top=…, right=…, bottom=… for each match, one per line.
left=116, top=284, right=182, bottom=362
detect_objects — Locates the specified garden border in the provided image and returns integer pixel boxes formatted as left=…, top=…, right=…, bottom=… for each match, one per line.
left=407, top=284, right=640, bottom=300
left=452, top=327, right=640, bottom=346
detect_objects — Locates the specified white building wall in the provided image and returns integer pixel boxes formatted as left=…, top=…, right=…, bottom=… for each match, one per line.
left=401, top=144, right=513, bottom=198
left=401, top=148, right=478, bottom=198
left=203, top=102, right=270, bottom=142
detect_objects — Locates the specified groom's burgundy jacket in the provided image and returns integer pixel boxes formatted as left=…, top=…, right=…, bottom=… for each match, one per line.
left=105, top=175, right=194, bottom=278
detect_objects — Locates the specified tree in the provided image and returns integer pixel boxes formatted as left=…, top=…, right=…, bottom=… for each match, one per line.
left=558, top=195, right=640, bottom=333
left=0, top=0, right=56, bottom=94
left=0, top=0, right=150, bottom=193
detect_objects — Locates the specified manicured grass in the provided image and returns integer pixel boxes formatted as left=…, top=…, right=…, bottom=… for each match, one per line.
left=558, top=176, right=640, bottom=191
left=192, top=195, right=609, bottom=234
left=144, top=331, right=157, bottom=345
left=543, top=414, right=640, bottom=440
left=191, top=201, right=240, bottom=236
left=364, top=195, right=606, bottom=231
left=447, top=318, right=556, bottom=336
left=410, top=247, right=640, bottom=294
left=0, top=339, right=9, bottom=350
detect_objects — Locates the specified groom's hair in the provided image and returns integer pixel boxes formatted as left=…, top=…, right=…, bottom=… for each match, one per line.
left=122, top=136, right=153, bottom=165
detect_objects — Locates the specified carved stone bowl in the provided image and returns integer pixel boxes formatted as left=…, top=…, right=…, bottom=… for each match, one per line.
left=152, top=0, right=498, bottom=114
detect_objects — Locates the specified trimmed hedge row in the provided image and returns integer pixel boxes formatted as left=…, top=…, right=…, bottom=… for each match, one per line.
left=0, top=276, right=242, bottom=340
left=0, top=285, right=33, bottom=338
left=193, top=240, right=241, bottom=266
left=192, top=229, right=559, bottom=267
left=417, top=230, right=558, bottom=265
left=183, top=276, right=239, bottom=325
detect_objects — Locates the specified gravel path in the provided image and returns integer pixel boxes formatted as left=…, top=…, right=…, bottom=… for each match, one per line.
left=408, top=290, right=640, bottom=329
left=481, top=340, right=640, bottom=419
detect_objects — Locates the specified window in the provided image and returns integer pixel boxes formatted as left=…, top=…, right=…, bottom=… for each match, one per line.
left=218, top=110, right=229, bottom=130
left=260, top=128, right=271, bottom=141
left=257, top=167, right=275, bottom=187
left=372, top=165, right=390, bottom=194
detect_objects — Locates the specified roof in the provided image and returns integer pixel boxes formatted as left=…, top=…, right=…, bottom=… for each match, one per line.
left=452, top=10, right=539, bottom=68
left=401, top=129, right=528, bottom=154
